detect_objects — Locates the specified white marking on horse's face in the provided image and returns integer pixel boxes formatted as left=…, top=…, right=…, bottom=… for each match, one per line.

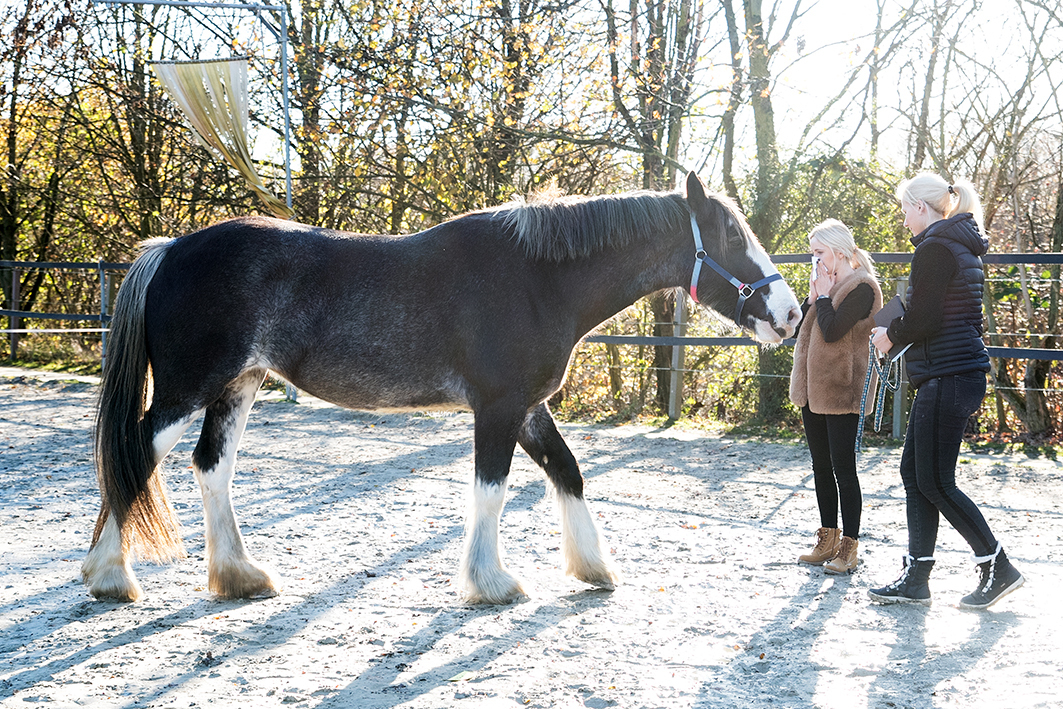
left=744, top=240, right=801, bottom=343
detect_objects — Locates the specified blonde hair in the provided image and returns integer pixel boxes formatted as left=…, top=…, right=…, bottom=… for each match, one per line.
left=809, top=218, right=877, bottom=280
left=895, top=172, right=984, bottom=228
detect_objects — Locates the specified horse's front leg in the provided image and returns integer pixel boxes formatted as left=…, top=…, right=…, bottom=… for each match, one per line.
left=193, top=371, right=278, bottom=599
left=459, top=402, right=526, bottom=604
left=518, top=403, right=618, bottom=590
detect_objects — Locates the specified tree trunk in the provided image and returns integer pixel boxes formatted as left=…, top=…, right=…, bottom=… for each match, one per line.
left=870, top=0, right=885, bottom=160
left=484, top=0, right=533, bottom=204
left=1046, top=166, right=1062, bottom=335
left=116, top=15, right=163, bottom=243
left=389, top=108, right=410, bottom=235
left=743, top=0, right=788, bottom=423
left=1, top=23, right=26, bottom=270
left=649, top=293, right=675, bottom=412
left=295, top=0, right=326, bottom=224
left=912, top=1, right=946, bottom=168
left=720, top=0, right=743, bottom=206
left=743, top=0, right=780, bottom=240
left=1021, top=348, right=1053, bottom=435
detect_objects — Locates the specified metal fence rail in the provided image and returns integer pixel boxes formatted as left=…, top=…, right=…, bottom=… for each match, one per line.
left=3, top=253, right=1061, bottom=429
left=583, top=334, right=1062, bottom=362
left=587, top=253, right=1063, bottom=359
left=1, top=260, right=129, bottom=362
left=583, top=252, right=1063, bottom=429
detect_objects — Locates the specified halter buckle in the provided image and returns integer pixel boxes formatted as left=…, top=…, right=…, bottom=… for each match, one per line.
left=738, top=284, right=754, bottom=299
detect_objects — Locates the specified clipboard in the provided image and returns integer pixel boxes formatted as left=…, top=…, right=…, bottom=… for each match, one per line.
left=874, top=295, right=911, bottom=363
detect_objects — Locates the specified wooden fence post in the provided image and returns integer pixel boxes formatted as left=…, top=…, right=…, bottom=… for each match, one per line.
left=99, top=261, right=108, bottom=369
left=9, top=268, right=19, bottom=362
left=667, top=293, right=687, bottom=420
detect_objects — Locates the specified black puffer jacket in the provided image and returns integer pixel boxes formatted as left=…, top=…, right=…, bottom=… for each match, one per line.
left=894, top=213, right=991, bottom=387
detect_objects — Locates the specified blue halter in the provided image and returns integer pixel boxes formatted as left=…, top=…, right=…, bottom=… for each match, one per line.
left=688, top=212, right=783, bottom=326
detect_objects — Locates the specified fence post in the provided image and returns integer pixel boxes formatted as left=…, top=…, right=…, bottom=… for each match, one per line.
left=892, top=277, right=909, bottom=438
left=100, top=261, right=108, bottom=369
left=667, top=293, right=687, bottom=420
left=9, top=268, right=19, bottom=362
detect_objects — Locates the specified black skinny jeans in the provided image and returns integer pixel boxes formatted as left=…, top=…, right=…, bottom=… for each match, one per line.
left=900, top=372, right=998, bottom=559
left=801, top=406, right=861, bottom=539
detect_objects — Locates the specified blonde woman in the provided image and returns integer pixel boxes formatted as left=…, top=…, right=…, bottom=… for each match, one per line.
left=869, top=173, right=1023, bottom=609
left=791, top=219, right=882, bottom=574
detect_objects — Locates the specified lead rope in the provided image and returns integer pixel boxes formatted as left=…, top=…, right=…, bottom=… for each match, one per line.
left=856, top=339, right=905, bottom=455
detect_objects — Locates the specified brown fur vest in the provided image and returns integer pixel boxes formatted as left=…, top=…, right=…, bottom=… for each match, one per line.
left=790, top=270, right=883, bottom=415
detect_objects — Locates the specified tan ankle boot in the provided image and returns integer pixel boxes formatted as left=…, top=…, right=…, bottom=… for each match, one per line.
left=824, top=536, right=860, bottom=575
left=798, top=527, right=840, bottom=565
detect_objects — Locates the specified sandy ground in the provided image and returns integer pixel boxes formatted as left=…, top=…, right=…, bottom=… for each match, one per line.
left=1, top=366, right=1061, bottom=709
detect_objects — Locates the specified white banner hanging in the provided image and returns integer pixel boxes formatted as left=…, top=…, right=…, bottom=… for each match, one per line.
left=152, top=57, right=293, bottom=218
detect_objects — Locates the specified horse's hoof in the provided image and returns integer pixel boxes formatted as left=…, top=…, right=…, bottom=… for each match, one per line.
left=84, top=570, right=144, bottom=602
left=208, top=560, right=280, bottom=599
left=247, top=586, right=281, bottom=599
left=586, top=577, right=616, bottom=591
left=567, top=560, right=621, bottom=591
left=462, top=586, right=528, bottom=605
left=87, top=584, right=143, bottom=602
left=82, top=556, right=143, bottom=602
left=459, top=571, right=526, bottom=605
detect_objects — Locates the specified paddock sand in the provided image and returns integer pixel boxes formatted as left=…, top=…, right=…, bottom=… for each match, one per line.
left=1, top=366, right=1061, bottom=709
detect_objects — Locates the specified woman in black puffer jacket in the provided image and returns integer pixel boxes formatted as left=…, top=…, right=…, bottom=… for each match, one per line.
left=868, top=172, right=1024, bottom=610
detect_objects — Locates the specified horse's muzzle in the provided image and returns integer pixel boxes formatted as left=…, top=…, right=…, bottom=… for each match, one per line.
left=775, top=305, right=802, bottom=339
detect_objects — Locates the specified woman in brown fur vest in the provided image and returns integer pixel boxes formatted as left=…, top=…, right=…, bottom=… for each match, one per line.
left=790, top=220, right=882, bottom=574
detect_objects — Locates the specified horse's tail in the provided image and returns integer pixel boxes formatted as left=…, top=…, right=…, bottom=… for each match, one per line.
left=91, top=237, right=185, bottom=562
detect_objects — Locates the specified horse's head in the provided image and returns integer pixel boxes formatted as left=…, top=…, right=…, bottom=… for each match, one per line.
left=685, top=172, right=801, bottom=343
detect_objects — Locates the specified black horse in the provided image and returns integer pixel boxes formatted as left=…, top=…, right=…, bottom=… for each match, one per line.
left=83, top=171, right=801, bottom=604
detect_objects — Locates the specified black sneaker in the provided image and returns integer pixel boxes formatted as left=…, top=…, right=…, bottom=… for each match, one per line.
left=868, top=555, right=934, bottom=606
left=959, top=546, right=1024, bottom=610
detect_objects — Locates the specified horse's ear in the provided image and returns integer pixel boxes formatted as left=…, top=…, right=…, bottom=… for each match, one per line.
left=686, top=171, right=708, bottom=212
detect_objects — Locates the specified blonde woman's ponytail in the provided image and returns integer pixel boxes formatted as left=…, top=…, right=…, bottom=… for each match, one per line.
left=945, top=178, right=985, bottom=228
left=852, top=248, right=878, bottom=281
left=896, top=172, right=985, bottom=228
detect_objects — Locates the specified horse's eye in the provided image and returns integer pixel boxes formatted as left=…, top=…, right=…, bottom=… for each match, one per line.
left=723, top=217, right=744, bottom=249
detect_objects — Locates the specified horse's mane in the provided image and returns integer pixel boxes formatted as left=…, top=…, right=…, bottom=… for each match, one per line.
left=490, top=189, right=689, bottom=262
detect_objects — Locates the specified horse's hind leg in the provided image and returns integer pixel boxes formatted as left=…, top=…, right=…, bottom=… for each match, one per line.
left=82, top=410, right=200, bottom=601
left=192, top=369, right=278, bottom=599
left=83, top=514, right=142, bottom=601
left=518, top=404, right=618, bottom=590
